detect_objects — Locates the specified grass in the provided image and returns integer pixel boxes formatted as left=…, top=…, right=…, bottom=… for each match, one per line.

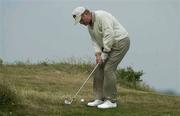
left=0, top=62, right=180, bottom=116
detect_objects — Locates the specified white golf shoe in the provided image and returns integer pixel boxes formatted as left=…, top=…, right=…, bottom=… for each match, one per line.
left=87, top=100, right=104, bottom=107
left=97, top=100, right=117, bottom=109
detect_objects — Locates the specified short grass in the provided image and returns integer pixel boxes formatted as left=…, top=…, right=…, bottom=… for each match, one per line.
left=0, top=63, right=180, bottom=116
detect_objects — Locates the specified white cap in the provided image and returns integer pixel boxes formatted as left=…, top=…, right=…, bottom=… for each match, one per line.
left=72, top=6, right=86, bottom=25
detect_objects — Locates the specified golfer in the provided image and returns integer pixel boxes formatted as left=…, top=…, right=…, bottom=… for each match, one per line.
left=72, top=6, right=130, bottom=109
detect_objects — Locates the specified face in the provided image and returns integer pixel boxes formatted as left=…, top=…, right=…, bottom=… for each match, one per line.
left=79, top=12, right=91, bottom=26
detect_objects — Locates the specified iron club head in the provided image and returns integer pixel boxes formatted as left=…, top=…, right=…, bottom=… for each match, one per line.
left=64, top=99, right=71, bottom=105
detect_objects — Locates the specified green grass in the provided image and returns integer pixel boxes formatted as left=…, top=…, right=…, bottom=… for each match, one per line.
left=0, top=63, right=180, bottom=116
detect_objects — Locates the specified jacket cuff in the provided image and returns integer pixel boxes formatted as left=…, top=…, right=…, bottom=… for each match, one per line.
left=103, top=47, right=111, bottom=53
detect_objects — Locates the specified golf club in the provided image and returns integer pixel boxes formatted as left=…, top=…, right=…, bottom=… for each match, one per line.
left=64, top=63, right=99, bottom=105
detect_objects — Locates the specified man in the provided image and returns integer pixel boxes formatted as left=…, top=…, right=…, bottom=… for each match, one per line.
left=72, top=6, right=130, bottom=109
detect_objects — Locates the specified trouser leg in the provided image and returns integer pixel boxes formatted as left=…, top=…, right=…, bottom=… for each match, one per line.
left=103, top=37, right=130, bottom=102
left=93, top=64, right=104, bottom=100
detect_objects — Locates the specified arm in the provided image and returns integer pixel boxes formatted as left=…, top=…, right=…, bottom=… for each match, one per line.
left=88, top=29, right=103, bottom=64
left=88, top=28, right=102, bottom=53
left=91, top=36, right=103, bottom=64
left=101, top=16, right=114, bottom=52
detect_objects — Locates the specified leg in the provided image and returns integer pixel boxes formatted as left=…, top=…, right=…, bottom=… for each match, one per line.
left=87, top=64, right=104, bottom=107
left=93, top=64, right=104, bottom=100
left=103, top=37, right=130, bottom=102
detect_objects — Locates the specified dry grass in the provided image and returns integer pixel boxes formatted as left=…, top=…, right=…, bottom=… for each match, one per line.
left=0, top=64, right=180, bottom=116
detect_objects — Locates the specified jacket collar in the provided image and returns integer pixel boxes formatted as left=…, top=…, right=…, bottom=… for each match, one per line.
left=89, top=11, right=95, bottom=28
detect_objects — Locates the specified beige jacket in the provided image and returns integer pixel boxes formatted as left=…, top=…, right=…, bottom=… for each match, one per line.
left=88, top=10, right=128, bottom=53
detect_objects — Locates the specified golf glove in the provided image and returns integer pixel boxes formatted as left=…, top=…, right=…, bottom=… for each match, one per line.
left=101, top=52, right=109, bottom=62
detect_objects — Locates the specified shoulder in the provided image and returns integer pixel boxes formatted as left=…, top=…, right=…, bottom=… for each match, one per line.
left=95, top=10, right=113, bottom=21
left=95, top=10, right=111, bottom=17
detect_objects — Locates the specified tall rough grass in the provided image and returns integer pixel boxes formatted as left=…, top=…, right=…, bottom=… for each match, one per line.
left=0, top=58, right=3, bottom=66
left=2, top=58, right=147, bottom=90
left=0, top=80, right=18, bottom=105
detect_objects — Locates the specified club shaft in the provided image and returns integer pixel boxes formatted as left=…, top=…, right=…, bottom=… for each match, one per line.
left=70, top=63, right=99, bottom=103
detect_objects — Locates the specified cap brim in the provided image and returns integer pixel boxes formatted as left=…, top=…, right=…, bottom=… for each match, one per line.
left=74, top=15, right=81, bottom=25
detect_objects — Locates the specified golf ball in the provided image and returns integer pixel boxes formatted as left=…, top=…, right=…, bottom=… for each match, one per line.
left=80, top=99, right=84, bottom=102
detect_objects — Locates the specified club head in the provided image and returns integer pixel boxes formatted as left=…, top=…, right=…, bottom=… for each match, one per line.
left=64, top=99, right=71, bottom=105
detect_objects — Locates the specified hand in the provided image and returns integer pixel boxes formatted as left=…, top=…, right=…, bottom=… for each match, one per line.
left=95, top=52, right=103, bottom=64
left=101, top=52, right=109, bottom=62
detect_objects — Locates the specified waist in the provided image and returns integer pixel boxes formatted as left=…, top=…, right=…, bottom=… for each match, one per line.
left=114, top=32, right=129, bottom=41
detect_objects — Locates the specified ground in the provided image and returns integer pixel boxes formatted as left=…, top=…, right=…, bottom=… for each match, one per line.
left=0, top=63, right=180, bottom=116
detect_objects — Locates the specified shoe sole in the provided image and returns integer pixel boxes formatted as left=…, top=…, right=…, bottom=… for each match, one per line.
left=87, top=102, right=104, bottom=107
left=97, top=106, right=117, bottom=109
left=97, top=104, right=117, bottom=109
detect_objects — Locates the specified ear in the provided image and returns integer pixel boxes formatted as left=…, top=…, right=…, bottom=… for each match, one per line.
left=83, top=11, right=89, bottom=16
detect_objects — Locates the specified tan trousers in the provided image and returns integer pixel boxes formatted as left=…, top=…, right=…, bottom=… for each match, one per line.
left=93, top=37, right=130, bottom=102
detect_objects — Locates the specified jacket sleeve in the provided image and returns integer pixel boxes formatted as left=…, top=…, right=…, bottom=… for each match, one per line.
left=101, top=16, right=114, bottom=52
left=88, top=29, right=102, bottom=53
left=92, top=39, right=102, bottom=53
